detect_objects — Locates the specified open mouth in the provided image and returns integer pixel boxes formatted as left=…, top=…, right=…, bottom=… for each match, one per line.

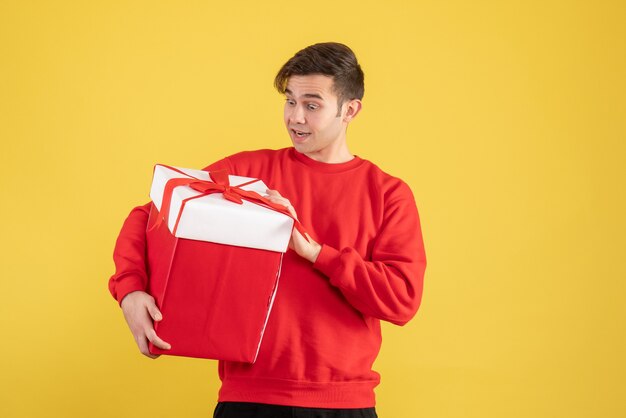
left=291, top=129, right=311, bottom=139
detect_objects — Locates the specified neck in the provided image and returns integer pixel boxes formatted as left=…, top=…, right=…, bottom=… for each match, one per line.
left=303, top=139, right=354, bottom=164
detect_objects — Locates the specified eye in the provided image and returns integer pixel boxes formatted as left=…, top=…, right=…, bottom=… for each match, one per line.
left=285, top=98, right=296, bottom=106
left=307, top=103, right=319, bottom=110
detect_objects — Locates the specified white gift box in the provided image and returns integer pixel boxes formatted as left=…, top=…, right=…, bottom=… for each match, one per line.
left=149, top=164, right=294, bottom=253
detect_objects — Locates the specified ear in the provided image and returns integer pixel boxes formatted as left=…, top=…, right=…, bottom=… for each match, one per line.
left=342, top=99, right=362, bottom=123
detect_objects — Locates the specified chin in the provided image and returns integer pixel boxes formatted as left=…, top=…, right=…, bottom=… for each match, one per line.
left=291, top=140, right=311, bottom=153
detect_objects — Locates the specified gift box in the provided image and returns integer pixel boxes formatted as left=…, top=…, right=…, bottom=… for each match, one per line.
left=149, top=164, right=294, bottom=252
left=146, top=164, right=300, bottom=363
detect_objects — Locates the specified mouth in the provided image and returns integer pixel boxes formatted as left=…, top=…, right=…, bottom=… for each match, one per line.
left=291, top=129, right=311, bottom=140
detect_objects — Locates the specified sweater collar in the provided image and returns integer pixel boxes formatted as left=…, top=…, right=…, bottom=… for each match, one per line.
left=290, top=148, right=364, bottom=173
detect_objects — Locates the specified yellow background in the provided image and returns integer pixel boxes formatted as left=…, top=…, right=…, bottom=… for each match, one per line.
left=1, top=1, right=624, bottom=417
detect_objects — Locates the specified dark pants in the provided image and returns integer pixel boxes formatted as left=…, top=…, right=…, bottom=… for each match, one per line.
left=213, top=402, right=378, bottom=418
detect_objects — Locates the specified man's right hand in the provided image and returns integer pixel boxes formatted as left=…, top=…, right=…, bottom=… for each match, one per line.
left=120, top=290, right=171, bottom=359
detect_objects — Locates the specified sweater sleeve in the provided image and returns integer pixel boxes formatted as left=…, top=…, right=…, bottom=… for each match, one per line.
left=107, top=158, right=234, bottom=306
left=313, top=187, right=427, bottom=326
left=108, top=202, right=152, bottom=305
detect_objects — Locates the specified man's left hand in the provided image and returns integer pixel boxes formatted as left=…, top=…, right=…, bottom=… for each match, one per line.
left=265, top=189, right=322, bottom=263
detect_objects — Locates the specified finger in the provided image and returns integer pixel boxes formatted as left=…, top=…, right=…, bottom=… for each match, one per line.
left=265, top=194, right=289, bottom=205
left=286, top=205, right=297, bottom=219
left=266, top=196, right=294, bottom=212
left=272, top=198, right=297, bottom=218
left=146, top=328, right=171, bottom=350
left=146, top=302, right=163, bottom=322
left=137, top=335, right=160, bottom=359
left=265, top=191, right=298, bottom=219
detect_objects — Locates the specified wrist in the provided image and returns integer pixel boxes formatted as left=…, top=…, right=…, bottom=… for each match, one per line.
left=120, top=290, right=143, bottom=309
left=307, top=242, right=322, bottom=263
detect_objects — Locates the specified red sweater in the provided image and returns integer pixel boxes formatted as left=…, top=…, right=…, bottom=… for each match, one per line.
left=109, top=147, right=427, bottom=408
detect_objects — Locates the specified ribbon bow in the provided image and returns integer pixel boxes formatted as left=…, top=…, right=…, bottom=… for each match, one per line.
left=151, top=165, right=309, bottom=243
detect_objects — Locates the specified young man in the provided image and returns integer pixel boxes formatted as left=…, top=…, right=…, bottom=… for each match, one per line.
left=109, top=42, right=427, bottom=418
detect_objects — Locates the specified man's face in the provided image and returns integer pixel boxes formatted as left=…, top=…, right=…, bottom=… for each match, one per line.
left=283, top=74, right=347, bottom=155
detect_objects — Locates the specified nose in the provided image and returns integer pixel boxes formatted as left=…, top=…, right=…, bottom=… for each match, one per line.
left=286, top=103, right=306, bottom=125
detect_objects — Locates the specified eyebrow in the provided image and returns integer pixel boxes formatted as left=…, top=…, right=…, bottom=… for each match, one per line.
left=285, top=88, right=324, bottom=100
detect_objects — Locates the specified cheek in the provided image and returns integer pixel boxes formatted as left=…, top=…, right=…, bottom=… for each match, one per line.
left=314, top=116, right=335, bottom=134
left=307, top=114, right=323, bottom=131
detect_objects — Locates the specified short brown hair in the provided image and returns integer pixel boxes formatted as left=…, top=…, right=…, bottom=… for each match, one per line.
left=274, top=42, right=365, bottom=113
